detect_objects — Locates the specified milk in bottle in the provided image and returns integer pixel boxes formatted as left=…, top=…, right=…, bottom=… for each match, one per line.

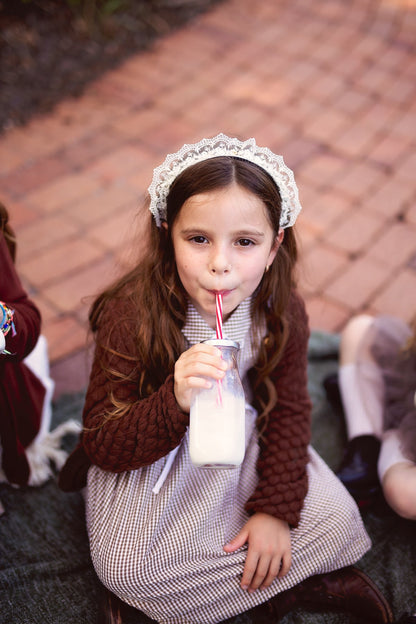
left=189, top=339, right=245, bottom=468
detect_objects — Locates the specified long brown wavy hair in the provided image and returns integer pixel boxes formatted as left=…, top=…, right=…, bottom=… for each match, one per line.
left=90, top=156, right=298, bottom=430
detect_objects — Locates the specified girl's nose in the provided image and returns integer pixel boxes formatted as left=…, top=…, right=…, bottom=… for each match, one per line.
left=209, top=249, right=231, bottom=274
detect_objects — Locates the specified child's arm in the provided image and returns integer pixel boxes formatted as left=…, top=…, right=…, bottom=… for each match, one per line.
left=81, top=301, right=226, bottom=474
left=0, top=234, right=41, bottom=359
left=246, top=292, right=311, bottom=528
left=224, top=512, right=291, bottom=592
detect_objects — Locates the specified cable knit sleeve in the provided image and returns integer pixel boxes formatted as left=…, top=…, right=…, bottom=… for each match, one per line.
left=245, top=291, right=311, bottom=527
left=81, top=299, right=189, bottom=473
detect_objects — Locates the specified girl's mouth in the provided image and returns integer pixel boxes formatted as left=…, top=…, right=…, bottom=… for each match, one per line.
left=209, top=289, right=233, bottom=297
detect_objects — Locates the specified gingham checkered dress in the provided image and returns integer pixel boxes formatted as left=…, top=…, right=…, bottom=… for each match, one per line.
left=86, top=298, right=371, bottom=624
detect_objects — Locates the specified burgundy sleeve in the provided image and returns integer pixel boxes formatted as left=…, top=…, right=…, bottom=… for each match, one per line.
left=81, top=300, right=189, bottom=473
left=0, top=234, right=41, bottom=360
left=245, top=292, right=311, bottom=527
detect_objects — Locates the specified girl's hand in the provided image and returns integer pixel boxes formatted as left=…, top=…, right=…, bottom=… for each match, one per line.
left=174, top=343, right=227, bottom=413
left=223, top=512, right=291, bottom=592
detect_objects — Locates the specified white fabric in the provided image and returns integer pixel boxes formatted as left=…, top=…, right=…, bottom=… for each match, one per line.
left=23, top=335, right=54, bottom=438
left=86, top=298, right=371, bottom=624
left=339, top=363, right=384, bottom=439
left=0, top=330, right=5, bottom=353
left=378, top=429, right=413, bottom=481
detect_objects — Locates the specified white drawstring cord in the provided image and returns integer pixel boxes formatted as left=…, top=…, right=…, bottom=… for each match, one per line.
left=152, top=446, right=180, bottom=494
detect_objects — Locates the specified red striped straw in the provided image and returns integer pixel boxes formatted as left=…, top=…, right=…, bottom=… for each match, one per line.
left=215, top=293, right=223, bottom=406
left=216, top=293, right=223, bottom=340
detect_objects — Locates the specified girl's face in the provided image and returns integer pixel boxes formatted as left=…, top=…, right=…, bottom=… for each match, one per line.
left=170, top=183, right=282, bottom=329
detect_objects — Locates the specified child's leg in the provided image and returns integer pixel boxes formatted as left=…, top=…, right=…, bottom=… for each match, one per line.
left=337, top=315, right=384, bottom=503
left=378, top=429, right=416, bottom=520
left=339, top=314, right=384, bottom=439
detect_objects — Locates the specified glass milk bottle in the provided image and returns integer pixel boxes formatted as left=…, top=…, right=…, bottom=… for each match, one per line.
left=189, top=339, right=245, bottom=468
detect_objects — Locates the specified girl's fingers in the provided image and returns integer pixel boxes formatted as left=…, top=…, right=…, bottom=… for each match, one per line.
left=240, top=550, right=260, bottom=590
left=182, top=361, right=226, bottom=380
left=260, top=555, right=283, bottom=589
left=176, top=347, right=227, bottom=381
left=278, top=551, right=292, bottom=578
left=223, top=530, right=248, bottom=553
left=245, top=555, right=272, bottom=592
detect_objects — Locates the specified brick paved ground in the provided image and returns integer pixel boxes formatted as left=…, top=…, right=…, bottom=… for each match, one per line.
left=1, top=0, right=415, bottom=398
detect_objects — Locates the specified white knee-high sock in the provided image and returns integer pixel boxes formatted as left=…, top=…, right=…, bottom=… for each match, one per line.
left=378, top=429, right=413, bottom=481
left=338, top=362, right=384, bottom=440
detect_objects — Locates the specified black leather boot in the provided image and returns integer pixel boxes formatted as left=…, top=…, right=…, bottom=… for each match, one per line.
left=337, top=435, right=381, bottom=507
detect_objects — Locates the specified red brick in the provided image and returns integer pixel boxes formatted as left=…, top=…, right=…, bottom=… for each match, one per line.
left=304, top=109, right=349, bottom=144
left=384, top=74, right=416, bottom=106
left=299, top=190, right=352, bottom=236
left=360, top=102, right=400, bottom=134
left=406, top=203, right=416, bottom=226
left=62, top=126, right=129, bottom=170
left=330, top=161, right=387, bottom=201
left=110, top=108, right=168, bottom=139
left=248, top=122, right=294, bottom=155
left=368, top=134, right=412, bottom=168
left=85, top=144, right=156, bottom=185
left=276, top=137, right=321, bottom=170
left=30, top=294, right=59, bottom=325
left=86, top=71, right=152, bottom=108
left=18, top=238, right=104, bottom=288
left=324, top=256, right=388, bottom=310
left=43, top=316, right=89, bottom=362
left=297, top=154, right=346, bottom=188
left=325, top=210, right=383, bottom=254
left=298, top=244, right=348, bottom=295
left=366, top=222, right=416, bottom=268
left=330, top=89, right=373, bottom=116
left=41, top=255, right=121, bottom=314
left=364, top=176, right=415, bottom=218
left=139, top=119, right=201, bottom=155
left=2, top=154, right=72, bottom=197
left=88, top=207, right=137, bottom=252
left=371, top=269, right=416, bottom=324
left=333, top=124, right=379, bottom=159
left=395, top=150, right=416, bottom=183
left=14, top=214, right=79, bottom=261
left=51, top=347, right=93, bottom=398
left=391, top=110, right=416, bottom=139
left=25, top=172, right=99, bottom=213
left=303, top=295, right=351, bottom=333
left=355, top=66, right=393, bottom=94
left=7, top=201, right=39, bottom=229
left=69, top=184, right=139, bottom=225
left=306, top=74, right=346, bottom=103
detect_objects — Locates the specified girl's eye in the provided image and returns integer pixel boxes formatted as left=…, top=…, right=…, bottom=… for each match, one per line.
left=190, top=235, right=208, bottom=244
left=237, top=238, right=254, bottom=247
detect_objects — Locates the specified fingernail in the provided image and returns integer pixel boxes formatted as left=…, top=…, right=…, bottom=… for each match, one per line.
left=241, top=584, right=248, bottom=591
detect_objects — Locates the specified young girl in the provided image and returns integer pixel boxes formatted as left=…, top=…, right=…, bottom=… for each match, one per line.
left=59, top=134, right=393, bottom=624
left=0, top=203, right=78, bottom=488
left=335, top=313, right=416, bottom=521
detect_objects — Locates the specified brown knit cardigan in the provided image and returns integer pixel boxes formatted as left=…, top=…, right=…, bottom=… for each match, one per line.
left=59, top=291, right=311, bottom=527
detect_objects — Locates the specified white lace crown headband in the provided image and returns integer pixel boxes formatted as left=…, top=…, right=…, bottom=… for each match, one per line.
left=148, top=133, right=302, bottom=228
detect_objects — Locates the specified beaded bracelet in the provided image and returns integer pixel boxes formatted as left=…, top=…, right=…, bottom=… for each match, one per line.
left=0, top=301, right=16, bottom=338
